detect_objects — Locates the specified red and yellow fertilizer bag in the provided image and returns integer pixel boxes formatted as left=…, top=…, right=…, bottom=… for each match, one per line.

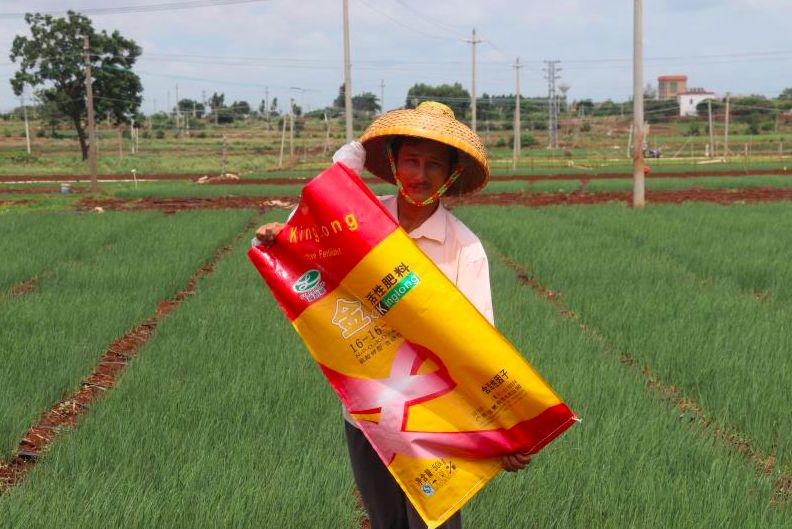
left=248, top=163, right=577, bottom=528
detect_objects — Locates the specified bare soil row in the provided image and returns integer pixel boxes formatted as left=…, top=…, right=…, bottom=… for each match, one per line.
left=2, top=167, right=791, bottom=185
left=0, top=216, right=259, bottom=493
left=68, top=187, right=792, bottom=213
left=498, top=254, right=791, bottom=505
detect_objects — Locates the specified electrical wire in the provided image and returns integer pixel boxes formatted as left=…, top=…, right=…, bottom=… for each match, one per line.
left=0, top=0, right=271, bottom=19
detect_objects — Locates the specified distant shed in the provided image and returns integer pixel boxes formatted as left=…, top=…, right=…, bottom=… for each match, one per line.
left=678, top=89, right=717, bottom=117
left=658, top=75, right=688, bottom=100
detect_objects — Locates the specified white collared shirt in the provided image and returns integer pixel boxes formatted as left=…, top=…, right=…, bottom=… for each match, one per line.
left=380, top=195, right=494, bottom=325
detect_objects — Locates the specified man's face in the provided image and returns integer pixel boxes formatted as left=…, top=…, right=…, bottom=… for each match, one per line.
left=395, top=139, right=452, bottom=203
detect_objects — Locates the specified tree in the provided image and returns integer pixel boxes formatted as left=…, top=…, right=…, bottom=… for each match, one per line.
left=207, top=92, right=224, bottom=115
left=405, top=83, right=470, bottom=119
left=35, top=99, right=63, bottom=134
left=576, top=99, right=594, bottom=116
left=334, top=83, right=346, bottom=109
left=231, top=100, right=251, bottom=117
left=10, top=11, right=142, bottom=160
left=352, top=92, right=380, bottom=115
left=270, top=97, right=279, bottom=116
left=177, top=98, right=204, bottom=118
left=643, top=99, right=678, bottom=123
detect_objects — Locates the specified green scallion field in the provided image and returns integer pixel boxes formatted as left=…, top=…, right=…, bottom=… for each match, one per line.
left=1, top=196, right=790, bottom=527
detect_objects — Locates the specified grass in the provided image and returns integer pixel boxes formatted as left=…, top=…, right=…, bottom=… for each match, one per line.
left=1, top=207, right=790, bottom=527
left=0, top=210, right=358, bottom=529
left=0, top=209, right=256, bottom=459
left=464, top=251, right=790, bottom=528
left=456, top=203, right=792, bottom=471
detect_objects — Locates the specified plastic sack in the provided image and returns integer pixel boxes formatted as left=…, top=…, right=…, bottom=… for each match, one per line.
left=248, top=163, right=576, bottom=528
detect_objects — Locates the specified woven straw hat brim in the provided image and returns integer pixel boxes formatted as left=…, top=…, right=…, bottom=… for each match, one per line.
left=360, top=109, right=489, bottom=196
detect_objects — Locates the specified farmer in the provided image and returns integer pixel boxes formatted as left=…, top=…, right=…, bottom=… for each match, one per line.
left=255, top=101, right=531, bottom=529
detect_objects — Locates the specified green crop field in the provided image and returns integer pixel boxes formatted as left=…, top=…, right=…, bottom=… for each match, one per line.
left=1, top=198, right=790, bottom=527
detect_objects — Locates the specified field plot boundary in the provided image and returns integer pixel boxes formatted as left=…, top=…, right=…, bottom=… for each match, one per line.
left=2, top=167, right=792, bottom=185
left=67, top=187, right=792, bottom=213
left=497, top=254, right=791, bottom=505
left=0, top=214, right=260, bottom=493
left=1, top=276, right=43, bottom=303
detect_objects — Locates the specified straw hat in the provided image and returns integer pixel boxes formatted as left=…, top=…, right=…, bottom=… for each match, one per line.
left=359, top=101, right=489, bottom=196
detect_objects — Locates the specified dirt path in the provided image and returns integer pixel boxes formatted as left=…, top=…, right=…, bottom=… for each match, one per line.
left=449, top=187, right=792, bottom=206
left=0, top=215, right=260, bottom=493
left=3, top=167, right=791, bottom=185
left=71, top=187, right=792, bottom=213
left=498, top=254, right=791, bottom=505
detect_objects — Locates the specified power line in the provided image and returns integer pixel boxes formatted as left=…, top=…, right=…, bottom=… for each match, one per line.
left=0, top=0, right=271, bottom=19
left=355, top=0, right=461, bottom=42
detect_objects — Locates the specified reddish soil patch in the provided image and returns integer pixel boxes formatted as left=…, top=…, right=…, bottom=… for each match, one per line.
left=0, top=199, right=32, bottom=208
left=492, top=168, right=792, bottom=181
left=76, top=196, right=294, bottom=213
left=0, top=173, right=201, bottom=183
left=499, top=255, right=791, bottom=503
left=71, top=187, right=792, bottom=214
left=0, top=186, right=84, bottom=194
left=3, top=167, right=791, bottom=185
left=0, top=216, right=259, bottom=493
left=3, top=277, right=40, bottom=301
left=449, top=187, right=792, bottom=207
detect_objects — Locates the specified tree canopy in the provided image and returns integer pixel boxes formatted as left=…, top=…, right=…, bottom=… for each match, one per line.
left=405, top=83, right=470, bottom=119
left=10, top=11, right=142, bottom=160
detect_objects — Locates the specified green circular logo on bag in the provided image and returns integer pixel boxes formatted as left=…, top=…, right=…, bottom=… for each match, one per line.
left=293, top=269, right=321, bottom=293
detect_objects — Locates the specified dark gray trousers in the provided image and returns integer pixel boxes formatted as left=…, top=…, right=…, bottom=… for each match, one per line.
left=345, top=421, right=462, bottom=529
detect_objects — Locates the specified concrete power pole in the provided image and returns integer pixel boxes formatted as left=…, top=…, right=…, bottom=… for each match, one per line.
left=632, top=0, right=645, bottom=207
left=724, top=93, right=730, bottom=159
left=21, top=92, right=31, bottom=155
left=707, top=99, right=715, bottom=158
left=543, top=60, right=561, bottom=149
left=175, top=83, right=180, bottom=132
left=83, top=35, right=98, bottom=192
left=380, top=79, right=385, bottom=114
left=513, top=57, right=522, bottom=170
left=264, top=86, right=270, bottom=124
left=289, top=97, right=295, bottom=163
left=342, top=0, right=354, bottom=142
left=467, top=28, right=481, bottom=132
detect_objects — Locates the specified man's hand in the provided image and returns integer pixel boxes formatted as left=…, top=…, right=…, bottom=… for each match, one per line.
left=501, top=452, right=532, bottom=472
left=255, top=222, right=286, bottom=245
left=332, top=141, right=366, bottom=175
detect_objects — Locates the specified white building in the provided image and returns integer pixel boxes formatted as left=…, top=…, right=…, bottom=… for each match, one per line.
left=678, top=89, right=717, bottom=117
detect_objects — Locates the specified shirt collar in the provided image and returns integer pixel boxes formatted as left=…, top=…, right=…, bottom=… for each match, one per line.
left=383, top=195, right=447, bottom=244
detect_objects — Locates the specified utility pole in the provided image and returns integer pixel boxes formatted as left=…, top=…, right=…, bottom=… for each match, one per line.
left=632, top=0, right=645, bottom=207
left=707, top=99, right=715, bottom=158
left=130, top=118, right=135, bottom=154
left=467, top=28, right=481, bottom=132
left=83, top=35, right=98, bottom=192
left=264, top=86, right=270, bottom=123
left=20, top=92, right=31, bottom=155
left=278, top=114, right=287, bottom=168
left=513, top=57, right=522, bottom=170
left=342, top=0, right=354, bottom=142
left=323, top=112, right=331, bottom=155
left=175, top=83, right=180, bottom=132
left=380, top=79, right=385, bottom=114
left=724, top=92, right=730, bottom=160
left=543, top=60, right=561, bottom=149
left=289, top=97, right=295, bottom=163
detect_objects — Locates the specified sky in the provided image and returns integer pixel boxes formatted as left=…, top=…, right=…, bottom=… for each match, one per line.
left=1, top=0, right=791, bottom=114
